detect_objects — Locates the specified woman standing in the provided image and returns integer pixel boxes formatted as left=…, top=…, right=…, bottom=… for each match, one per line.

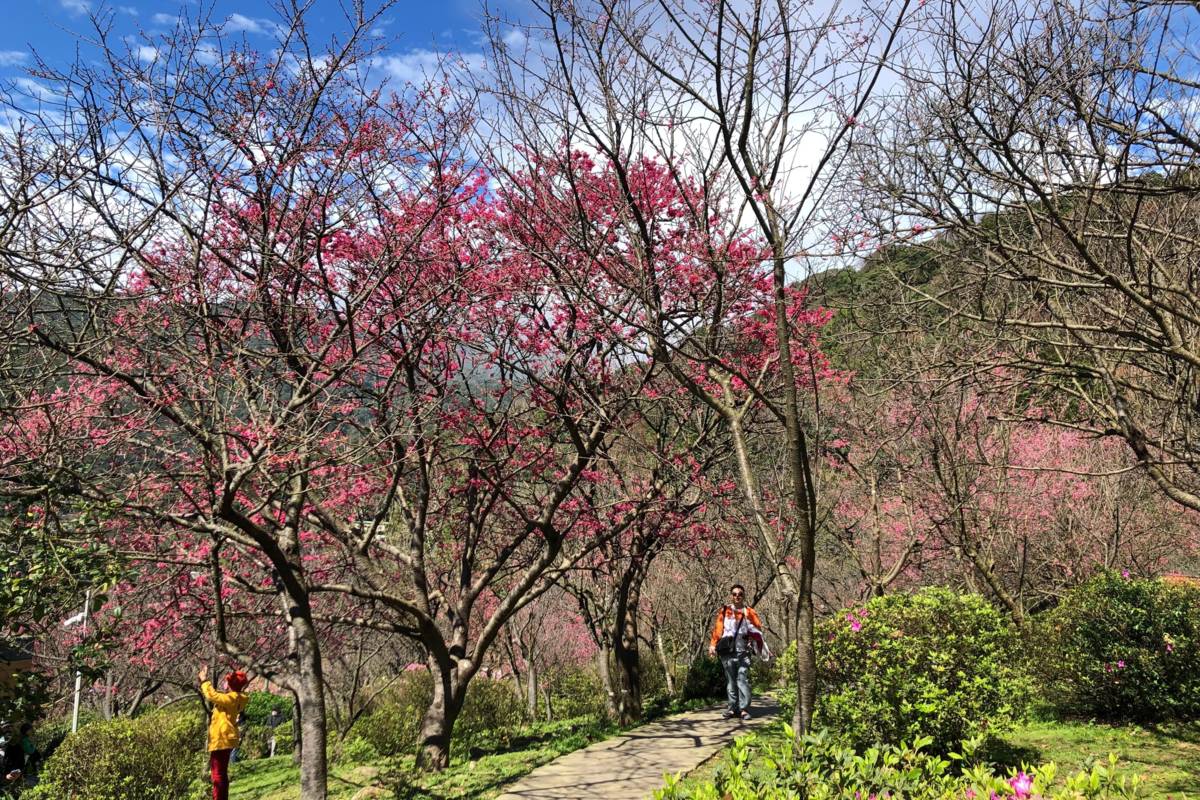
left=199, top=665, right=250, bottom=800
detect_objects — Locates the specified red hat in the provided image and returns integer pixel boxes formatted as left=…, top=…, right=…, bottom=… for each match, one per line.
left=225, top=670, right=249, bottom=691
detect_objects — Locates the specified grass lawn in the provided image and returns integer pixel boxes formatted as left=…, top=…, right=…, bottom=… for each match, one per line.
left=228, top=716, right=618, bottom=800
left=226, top=696, right=718, bottom=800
left=229, top=757, right=385, bottom=800
left=992, top=720, right=1200, bottom=798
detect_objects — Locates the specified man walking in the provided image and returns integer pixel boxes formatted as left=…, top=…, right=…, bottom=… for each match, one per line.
left=266, top=709, right=283, bottom=758
left=708, top=584, right=763, bottom=720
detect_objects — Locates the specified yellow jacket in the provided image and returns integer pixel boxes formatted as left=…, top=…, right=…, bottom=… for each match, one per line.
left=201, top=681, right=250, bottom=752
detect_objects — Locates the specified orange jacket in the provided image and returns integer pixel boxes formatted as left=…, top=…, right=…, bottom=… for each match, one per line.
left=201, top=681, right=249, bottom=752
left=710, top=605, right=763, bottom=648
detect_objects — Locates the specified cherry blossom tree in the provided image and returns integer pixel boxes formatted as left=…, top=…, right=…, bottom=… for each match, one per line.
left=0, top=7, right=679, bottom=790
left=558, top=385, right=738, bottom=723
left=484, top=0, right=917, bottom=731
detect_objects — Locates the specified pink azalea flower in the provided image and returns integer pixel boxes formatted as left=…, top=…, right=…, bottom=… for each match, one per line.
left=1009, top=772, right=1033, bottom=798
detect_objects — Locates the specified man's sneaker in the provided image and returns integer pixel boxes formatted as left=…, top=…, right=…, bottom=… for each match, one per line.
left=739, top=710, right=750, bottom=720
left=721, top=709, right=736, bottom=719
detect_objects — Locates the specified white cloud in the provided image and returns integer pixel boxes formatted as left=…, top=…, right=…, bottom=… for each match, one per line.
left=117, top=4, right=138, bottom=15
left=375, top=49, right=486, bottom=85
left=502, top=29, right=527, bottom=49
left=13, top=78, right=56, bottom=102
left=369, top=16, right=394, bottom=40
left=0, top=51, right=29, bottom=67
left=151, top=12, right=175, bottom=24
left=60, top=0, right=90, bottom=14
left=226, top=13, right=281, bottom=37
left=136, top=46, right=159, bottom=63
left=195, top=44, right=220, bottom=65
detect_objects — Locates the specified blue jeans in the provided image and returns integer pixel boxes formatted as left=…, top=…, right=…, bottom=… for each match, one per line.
left=720, top=652, right=752, bottom=712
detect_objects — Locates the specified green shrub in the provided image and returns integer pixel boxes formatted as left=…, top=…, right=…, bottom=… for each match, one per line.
left=233, top=723, right=269, bottom=760
left=681, top=655, right=724, bottom=702
left=549, top=667, right=607, bottom=719
left=815, top=588, right=1027, bottom=754
left=334, top=733, right=380, bottom=765
left=639, top=653, right=668, bottom=703
left=1032, top=572, right=1200, bottom=721
left=453, top=677, right=525, bottom=752
left=654, top=724, right=1145, bottom=800
left=30, top=715, right=86, bottom=763
left=353, top=671, right=433, bottom=757
left=30, top=708, right=206, bottom=800
left=241, top=691, right=291, bottom=727
left=271, top=723, right=294, bottom=757
left=352, top=671, right=526, bottom=757
left=750, top=640, right=786, bottom=689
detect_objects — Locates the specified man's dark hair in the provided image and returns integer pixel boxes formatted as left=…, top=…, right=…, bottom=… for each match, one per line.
left=730, top=584, right=745, bottom=594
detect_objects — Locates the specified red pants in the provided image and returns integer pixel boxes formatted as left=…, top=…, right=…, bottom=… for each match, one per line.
left=209, top=749, right=232, bottom=800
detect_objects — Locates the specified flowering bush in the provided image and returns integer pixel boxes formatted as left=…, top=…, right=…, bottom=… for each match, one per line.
left=1032, top=572, right=1200, bottom=721
left=653, top=725, right=1145, bottom=800
left=813, top=588, right=1027, bottom=754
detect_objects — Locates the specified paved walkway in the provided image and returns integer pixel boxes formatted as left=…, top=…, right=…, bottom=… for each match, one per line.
left=495, top=696, right=780, bottom=800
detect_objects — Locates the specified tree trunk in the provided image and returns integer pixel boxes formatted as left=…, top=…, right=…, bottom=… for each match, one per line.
left=525, top=656, right=538, bottom=719
left=793, top=586, right=817, bottom=734
left=542, top=685, right=552, bottom=722
left=417, top=669, right=464, bottom=771
left=770, top=241, right=819, bottom=734
left=654, top=628, right=675, bottom=697
left=727, top=408, right=812, bottom=731
left=293, top=617, right=329, bottom=800
left=504, top=627, right=524, bottom=703
left=291, top=695, right=302, bottom=763
left=102, top=671, right=114, bottom=719
left=612, top=572, right=643, bottom=725
left=780, top=593, right=797, bottom=647
left=612, top=636, right=641, bottom=725
left=966, top=547, right=1028, bottom=627
left=126, top=680, right=160, bottom=718
left=596, top=643, right=618, bottom=719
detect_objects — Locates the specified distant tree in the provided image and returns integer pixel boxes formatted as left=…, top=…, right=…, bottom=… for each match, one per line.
left=861, top=0, right=1200, bottom=515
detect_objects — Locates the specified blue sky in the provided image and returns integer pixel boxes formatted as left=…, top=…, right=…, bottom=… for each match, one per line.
left=0, top=0, right=516, bottom=82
